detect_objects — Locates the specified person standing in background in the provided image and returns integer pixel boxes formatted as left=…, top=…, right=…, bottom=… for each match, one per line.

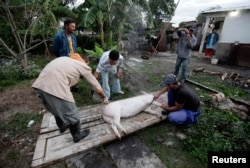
left=205, top=28, right=219, bottom=57
left=53, top=18, right=83, bottom=92
left=174, top=22, right=197, bottom=83
left=52, top=17, right=77, bottom=57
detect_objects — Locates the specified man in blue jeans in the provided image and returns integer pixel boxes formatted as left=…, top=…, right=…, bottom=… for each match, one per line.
left=174, top=22, right=197, bottom=83
left=94, top=50, right=124, bottom=100
left=154, top=74, right=201, bottom=125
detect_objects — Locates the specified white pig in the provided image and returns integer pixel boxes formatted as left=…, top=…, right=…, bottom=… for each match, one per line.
left=102, top=93, right=163, bottom=139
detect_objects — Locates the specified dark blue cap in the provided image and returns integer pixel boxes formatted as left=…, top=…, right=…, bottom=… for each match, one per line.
left=160, top=74, right=177, bottom=87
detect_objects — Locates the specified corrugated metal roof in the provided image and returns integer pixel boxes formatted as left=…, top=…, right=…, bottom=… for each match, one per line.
left=201, top=5, right=250, bottom=14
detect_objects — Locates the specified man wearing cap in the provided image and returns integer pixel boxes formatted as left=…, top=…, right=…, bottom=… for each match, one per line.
left=154, top=74, right=201, bottom=125
left=174, top=23, right=197, bottom=83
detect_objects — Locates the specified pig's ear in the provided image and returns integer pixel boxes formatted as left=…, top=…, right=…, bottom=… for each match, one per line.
left=139, top=91, right=149, bottom=95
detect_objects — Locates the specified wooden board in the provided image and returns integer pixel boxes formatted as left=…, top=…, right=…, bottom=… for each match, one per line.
left=31, top=94, right=168, bottom=168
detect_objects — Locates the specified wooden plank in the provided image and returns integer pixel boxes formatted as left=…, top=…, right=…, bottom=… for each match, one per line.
left=32, top=113, right=166, bottom=167
left=32, top=93, right=168, bottom=167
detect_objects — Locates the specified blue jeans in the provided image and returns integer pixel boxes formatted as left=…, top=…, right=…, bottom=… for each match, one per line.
left=173, top=56, right=189, bottom=83
left=167, top=89, right=201, bottom=125
left=101, top=70, right=121, bottom=99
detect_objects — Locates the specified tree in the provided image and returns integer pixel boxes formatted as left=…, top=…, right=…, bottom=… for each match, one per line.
left=77, top=0, right=177, bottom=51
left=0, top=0, right=77, bottom=75
left=0, top=0, right=47, bottom=74
left=148, top=0, right=176, bottom=29
left=78, top=0, right=111, bottom=48
left=77, top=0, right=143, bottom=49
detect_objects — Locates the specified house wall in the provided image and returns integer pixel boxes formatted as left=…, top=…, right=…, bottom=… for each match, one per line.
left=214, top=9, right=250, bottom=67
left=216, top=43, right=235, bottom=64
left=219, top=10, right=250, bottom=43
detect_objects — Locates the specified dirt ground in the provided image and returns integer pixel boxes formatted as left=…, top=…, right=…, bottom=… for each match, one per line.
left=0, top=51, right=250, bottom=167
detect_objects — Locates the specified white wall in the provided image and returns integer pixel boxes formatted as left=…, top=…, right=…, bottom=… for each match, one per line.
left=220, top=10, right=250, bottom=44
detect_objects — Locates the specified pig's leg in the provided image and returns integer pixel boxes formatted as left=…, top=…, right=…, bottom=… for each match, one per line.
left=103, top=115, right=122, bottom=139
left=111, top=124, right=121, bottom=139
left=144, top=107, right=161, bottom=117
left=113, top=115, right=127, bottom=136
left=103, top=115, right=113, bottom=123
left=144, top=101, right=163, bottom=118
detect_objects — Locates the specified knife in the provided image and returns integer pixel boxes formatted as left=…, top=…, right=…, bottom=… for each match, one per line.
left=148, top=98, right=154, bottom=106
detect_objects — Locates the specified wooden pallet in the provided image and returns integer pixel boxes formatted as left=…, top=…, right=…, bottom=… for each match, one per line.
left=31, top=94, right=168, bottom=167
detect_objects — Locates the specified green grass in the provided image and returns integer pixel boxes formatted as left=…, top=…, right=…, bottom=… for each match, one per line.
left=0, top=112, right=42, bottom=137
left=182, top=106, right=250, bottom=163
left=6, top=150, right=21, bottom=160
left=73, top=80, right=131, bottom=106
left=188, top=72, right=250, bottom=101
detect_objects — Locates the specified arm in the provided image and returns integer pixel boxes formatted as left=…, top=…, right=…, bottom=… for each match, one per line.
left=190, top=35, right=197, bottom=48
left=116, top=56, right=124, bottom=78
left=161, top=102, right=184, bottom=112
left=206, top=33, right=211, bottom=42
left=52, top=35, right=60, bottom=57
left=180, top=28, right=190, bottom=34
left=116, top=66, right=121, bottom=78
left=185, top=33, right=197, bottom=49
left=94, top=54, right=106, bottom=78
left=214, top=33, right=219, bottom=44
left=177, top=28, right=188, bottom=37
left=154, top=86, right=168, bottom=99
left=82, top=66, right=107, bottom=99
left=161, top=91, right=185, bottom=112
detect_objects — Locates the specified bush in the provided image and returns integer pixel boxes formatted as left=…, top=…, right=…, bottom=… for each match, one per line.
left=0, top=56, right=49, bottom=90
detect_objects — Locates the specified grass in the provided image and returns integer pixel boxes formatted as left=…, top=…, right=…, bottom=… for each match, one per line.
left=187, top=71, right=250, bottom=101
left=1, top=55, right=250, bottom=167
left=73, top=80, right=132, bottom=106
left=0, top=113, right=42, bottom=137
left=125, top=58, right=250, bottom=167
left=182, top=106, right=250, bottom=162
left=0, top=112, right=43, bottom=167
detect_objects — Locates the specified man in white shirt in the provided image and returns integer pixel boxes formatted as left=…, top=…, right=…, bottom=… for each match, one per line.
left=94, top=50, right=124, bottom=100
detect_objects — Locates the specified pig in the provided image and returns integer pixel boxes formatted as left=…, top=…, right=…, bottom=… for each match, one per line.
left=102, top=93, right=163, bottom=139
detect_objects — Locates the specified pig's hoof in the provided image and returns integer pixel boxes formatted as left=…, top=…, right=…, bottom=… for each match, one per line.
left=123, top=130, right=127, bottom=135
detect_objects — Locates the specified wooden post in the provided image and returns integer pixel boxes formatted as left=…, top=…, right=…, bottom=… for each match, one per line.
left=199, top=17, right=210, bottom=55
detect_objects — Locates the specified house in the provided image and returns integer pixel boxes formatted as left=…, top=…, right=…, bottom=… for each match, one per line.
left=199, top=5, right=250, bottom=67
left=148, top=22, right=174, bottom=52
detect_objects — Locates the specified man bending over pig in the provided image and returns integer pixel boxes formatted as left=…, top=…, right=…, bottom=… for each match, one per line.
left=154, top=74, right=201, bottom=125
left=32, top=56, right=106, bottom=143
left=94, top=50, right=124, bottom=100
